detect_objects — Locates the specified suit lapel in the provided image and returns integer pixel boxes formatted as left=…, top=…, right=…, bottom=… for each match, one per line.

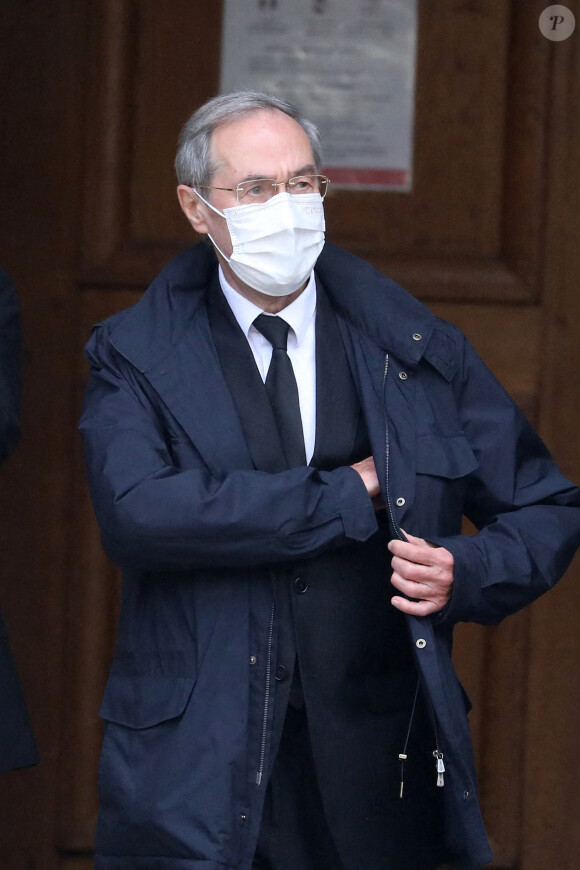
left=207, top=277, right=287, bottom=473
left=311, top=282, right=361, bottom=470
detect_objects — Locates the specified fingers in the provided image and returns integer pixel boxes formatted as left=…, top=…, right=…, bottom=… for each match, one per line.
left=389, top=554, right=444, bottom=583
left=387, top=530, right=454, bottom=615
left=391, top=595, right=441, bottom=617
left=351, top=456, right=381, bottom=499
left=388, top=531, right=444, bottom=565
left=399, top=528, right=433, bottom=547
left=390, top=569, right=451, bottom=599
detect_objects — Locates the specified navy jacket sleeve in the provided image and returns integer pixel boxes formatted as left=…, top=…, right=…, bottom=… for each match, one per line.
left=430, top=330, right=580, bottom=626
left=0, top=269, right=22, bottom=463
left=80, top=324, right=378, bottom=572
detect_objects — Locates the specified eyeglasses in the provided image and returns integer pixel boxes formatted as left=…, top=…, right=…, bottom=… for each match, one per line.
left=195, top=174, right=330, bottom=205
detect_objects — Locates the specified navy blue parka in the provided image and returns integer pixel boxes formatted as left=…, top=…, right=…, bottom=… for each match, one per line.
left=80, top=242, right=580, bottom=869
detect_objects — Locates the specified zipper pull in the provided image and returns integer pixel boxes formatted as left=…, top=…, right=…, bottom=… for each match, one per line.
left=433, top=750, right=445, bottom=787
left=398, top=752, right=407, bottom=798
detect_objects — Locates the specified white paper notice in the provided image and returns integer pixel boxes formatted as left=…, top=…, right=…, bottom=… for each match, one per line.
left=220, top=0, right=418, bottom=190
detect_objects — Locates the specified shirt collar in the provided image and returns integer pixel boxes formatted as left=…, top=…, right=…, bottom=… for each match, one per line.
left=218, top=266, right=316, bottom=346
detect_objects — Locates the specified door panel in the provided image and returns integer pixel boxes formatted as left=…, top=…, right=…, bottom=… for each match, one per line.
left=1, top=1, right=579, bottom=867
left=67, top=3, right=580, bottom=867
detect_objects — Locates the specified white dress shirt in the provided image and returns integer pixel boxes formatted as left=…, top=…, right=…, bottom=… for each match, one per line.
left=218, top=266, right=317, bottom=464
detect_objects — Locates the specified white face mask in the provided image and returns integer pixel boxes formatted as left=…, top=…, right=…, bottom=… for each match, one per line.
left=196, top=190, right=326, bottom=297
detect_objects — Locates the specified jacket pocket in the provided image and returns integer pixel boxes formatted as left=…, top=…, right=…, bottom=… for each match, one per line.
left=99, top=675, right=196, bottom=729
left=415, top=434, right=478, bottom=533
left=416, top=433, right=478, bottom=479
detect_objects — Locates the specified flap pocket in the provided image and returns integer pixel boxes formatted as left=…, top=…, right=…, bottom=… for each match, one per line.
left=416, top=434, right=478, bottom=480
left=99, top=675, right=196, bottom=729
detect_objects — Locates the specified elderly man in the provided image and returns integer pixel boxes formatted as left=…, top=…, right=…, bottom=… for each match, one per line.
left=0, top=268, right=37, bottom=773
left=80, top=92, right=580, bottom=870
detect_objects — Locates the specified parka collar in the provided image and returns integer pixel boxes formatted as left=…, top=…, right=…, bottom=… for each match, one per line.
left=108, top=243, right=216, bottom=373
left=315, top=242, right=436, bottom=366
left=108, top=241, right=440, bottom=375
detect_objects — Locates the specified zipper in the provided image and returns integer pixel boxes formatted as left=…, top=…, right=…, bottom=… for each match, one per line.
left=384, top=351, right=415, bottom=798
left=384, top=354, right=446, bottom=794
left=384, top=354, right=445, bottom=795
left=255, top=599, right=275, bottom=786
left=382, top=354, right=403, bottom=542
left=431, top=709, right=446, bottom=788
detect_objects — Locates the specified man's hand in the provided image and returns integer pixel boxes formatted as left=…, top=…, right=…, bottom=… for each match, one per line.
left=351, top=456, right=385, bottom=510
left=387, top=530, right=454, bottom=615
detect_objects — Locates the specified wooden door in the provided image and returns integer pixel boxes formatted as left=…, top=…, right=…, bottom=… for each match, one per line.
left=1, top=2, right=579, bottom=867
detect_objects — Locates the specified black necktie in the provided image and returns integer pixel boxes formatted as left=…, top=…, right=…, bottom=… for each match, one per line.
left=253, top=314, right=307, bottom=468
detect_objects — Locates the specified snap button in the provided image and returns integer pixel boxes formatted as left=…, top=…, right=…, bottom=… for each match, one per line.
left=395, top=497, right=405, bottom=507
left=275, top=665, right=289, bottom=681
left=416, top=638, right=427, bottom=649
left=294, top=577, right=308, bottom=594
left=398, top=371, right=408, bottom=380
left=249, top=655, right=257, bottom=666
left=412, top=333, right=422, bottom=341
left=463, top=790, right=470, bottom=800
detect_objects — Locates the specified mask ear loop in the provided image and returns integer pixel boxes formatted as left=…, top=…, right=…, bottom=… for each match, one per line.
left=190, top=189, right=230, bottom=261
left=207, top=234, right=229, bottom=261
left=191, top=188, right=226, bottom=218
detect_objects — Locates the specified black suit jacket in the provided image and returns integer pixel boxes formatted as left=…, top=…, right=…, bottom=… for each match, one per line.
left=0, top=268, right=37, bottom=772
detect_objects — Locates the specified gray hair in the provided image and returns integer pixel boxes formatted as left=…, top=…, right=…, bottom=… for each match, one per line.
left=175, top=91, right=323, bottom=189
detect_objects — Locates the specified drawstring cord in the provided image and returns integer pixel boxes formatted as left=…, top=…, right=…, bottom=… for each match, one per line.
left=398, top=675, right=421, bottom=798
